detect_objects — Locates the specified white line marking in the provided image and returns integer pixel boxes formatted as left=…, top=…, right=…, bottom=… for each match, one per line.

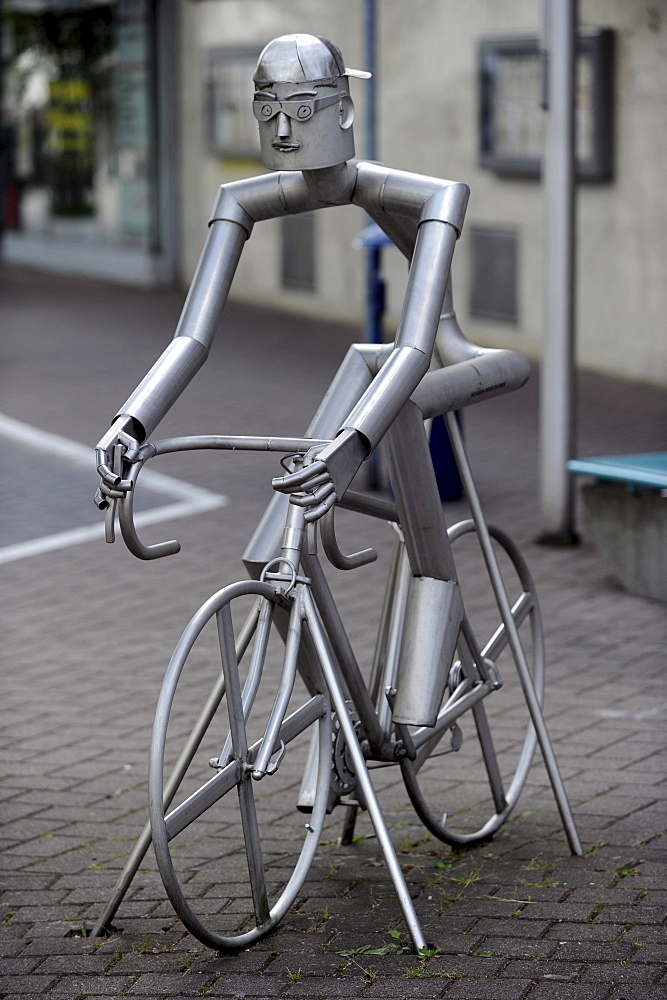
left=0, top=413, right=227, bottom=564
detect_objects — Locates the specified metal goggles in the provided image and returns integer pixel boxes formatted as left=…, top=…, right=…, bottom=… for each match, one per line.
left=252, top=91, right=344, bottom=123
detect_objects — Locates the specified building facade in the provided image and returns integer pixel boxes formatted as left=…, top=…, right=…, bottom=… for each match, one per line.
left=2, top=0, right=665, bottom=385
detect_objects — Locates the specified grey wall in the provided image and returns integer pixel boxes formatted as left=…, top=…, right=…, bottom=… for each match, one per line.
left=178, top=0, right=667, bottom=386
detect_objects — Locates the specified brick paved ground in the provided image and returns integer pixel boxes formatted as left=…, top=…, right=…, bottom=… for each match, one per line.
left=1, top=264, right=666, bottom=999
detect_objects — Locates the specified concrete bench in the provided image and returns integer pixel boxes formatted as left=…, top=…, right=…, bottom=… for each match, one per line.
left=568, top=453, right=667, bottom=601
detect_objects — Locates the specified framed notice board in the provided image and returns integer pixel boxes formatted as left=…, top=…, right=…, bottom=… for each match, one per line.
left=478, top=28, right=614, bottom=181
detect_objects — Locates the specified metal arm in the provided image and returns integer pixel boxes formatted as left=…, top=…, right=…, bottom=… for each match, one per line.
left=114, top=218, right=248, bottom=440
left=342, top=217, right=459, bottom=451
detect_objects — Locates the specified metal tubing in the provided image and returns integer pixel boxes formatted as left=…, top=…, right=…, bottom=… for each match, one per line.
left=208, top=187, right=254, bottom=235
left=411, top=679, right=493, bottom=758
left=382, top=171, right=464, bottom=219
left=148, top=435, right=331, bottom=456
left=118, top=466, right=180, bottom=560
left=375, top=544, right=412, bottom=734
left=539, top=0, right=578, bottom=542
left=396, top=222, right=459, bottom=354
left=412, top=350, right=531, bottom=419
left=115, top=338, right=207, bottom=441
left=252, top=592, right=303, bottom=777
left=224, top=171, right=322, bottom=221
left=445, top=412, right=582, bottom=854
left=335, top=489, right=399, bottom=523
left=243, top=345, right=373, bottom=574
left=344, top=346, right=429, bottom=451
left=368, top=534, right=405, bottom=710
left=174, top=220, right=248, bottom=348
left=364, top=206, right=418, bottom=260
left=114, top=218, right=246, bottom=440
left=384, top=399, right=456, bottom=580
left=301, top=588, right=427, bottom=953
left=320, top=507, right=377, bottom=570
left=343, top=221, right=458, bottom=449
left=164, top=696, right=327, bottom=841
left=217, top=599, right=273, bottom=768
left=300, top=549, right=385, bottom=750
left=418, top=185, right=470, bottom=237
left=392, top=576, right=463, bottom=727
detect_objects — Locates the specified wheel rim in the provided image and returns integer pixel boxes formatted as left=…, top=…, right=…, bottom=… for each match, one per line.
left=149, top=580, right=332, bottom=951
left=401, top=521, right=545, bottom=846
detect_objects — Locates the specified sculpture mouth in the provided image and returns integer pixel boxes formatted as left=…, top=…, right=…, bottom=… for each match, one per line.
left=272, top=140, right=301, bottom=152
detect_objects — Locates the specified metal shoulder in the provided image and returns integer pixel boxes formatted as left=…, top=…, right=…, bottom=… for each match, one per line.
left=211, top=172, right=324, bottom=226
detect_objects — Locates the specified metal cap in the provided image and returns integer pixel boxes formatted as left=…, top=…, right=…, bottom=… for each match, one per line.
left=254, top=34, right=370, bottom=86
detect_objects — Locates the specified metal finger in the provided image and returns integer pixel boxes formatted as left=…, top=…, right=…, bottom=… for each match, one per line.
left=99, top=484, right=127, bottom=501
left=271, top=460, right=327, bottom=492
left=289, top=483, right=335, bottom=508
left=97, top=463, right=122, bottom=488
left=94, top=488, right=110, bottom=511
left=303, top=491, right=337, bottom=522
left=295, top=470, right=331, bottom=489
left=309, top=482, right=336, bottom=503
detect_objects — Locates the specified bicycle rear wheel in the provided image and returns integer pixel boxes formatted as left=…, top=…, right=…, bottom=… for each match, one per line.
left=149, top=580, right=331, bottom=951
left=401, top=521, right=545, bottom=846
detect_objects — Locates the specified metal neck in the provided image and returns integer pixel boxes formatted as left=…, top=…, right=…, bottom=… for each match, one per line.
left=302, top=161, right=357, bottom=204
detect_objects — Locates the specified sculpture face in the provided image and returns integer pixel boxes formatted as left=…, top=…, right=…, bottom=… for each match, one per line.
left=253, top=34, right=365, bottom=171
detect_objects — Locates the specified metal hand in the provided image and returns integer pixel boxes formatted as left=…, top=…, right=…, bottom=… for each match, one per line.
left=272, top=429, right=369, bottom=523
left=273, top=458, right=337, bottom=522
left=94, top=418, right=140, bottom=511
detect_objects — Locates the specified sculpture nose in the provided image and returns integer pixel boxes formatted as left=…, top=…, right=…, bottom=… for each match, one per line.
left=276, top=111, right=291, bottom=139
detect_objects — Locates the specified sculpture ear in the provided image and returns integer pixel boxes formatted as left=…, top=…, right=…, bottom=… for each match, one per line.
left=339, top=95, right=354, bottom=130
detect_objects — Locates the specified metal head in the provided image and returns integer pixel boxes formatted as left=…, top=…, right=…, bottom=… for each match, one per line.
left=253, top=34, right=369, bottom=171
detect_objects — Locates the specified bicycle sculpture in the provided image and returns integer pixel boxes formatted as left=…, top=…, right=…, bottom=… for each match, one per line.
left=94, top=35, right=581, bottom=952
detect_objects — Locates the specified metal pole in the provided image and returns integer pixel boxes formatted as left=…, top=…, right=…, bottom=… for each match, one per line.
left=538, top=0, right=579, bottom=544
left=363, top=0, right=382, bottom=347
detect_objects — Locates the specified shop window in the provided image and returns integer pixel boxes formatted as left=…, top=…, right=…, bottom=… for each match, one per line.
left=205, top=47, right=261, bottom=160
left=1, top=0, right=158, bottom=250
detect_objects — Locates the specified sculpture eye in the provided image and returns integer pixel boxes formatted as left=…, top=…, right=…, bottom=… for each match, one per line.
left=296, top=103, right=313, bottom=120
left=260, top=103, right=274, bottom=119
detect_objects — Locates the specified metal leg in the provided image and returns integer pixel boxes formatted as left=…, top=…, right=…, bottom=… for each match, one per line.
left=302, top=588, right=428, bottom=953
left=340, top=804, right=360, bottom=846
left=445, top=412, right=582, bottom=855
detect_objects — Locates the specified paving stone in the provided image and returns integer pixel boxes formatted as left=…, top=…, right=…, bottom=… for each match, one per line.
left=207, top=973, right=297, bottom=995
left=363, top=974, right=457, bottom=997
left=126, top=971, right=216, bottom=994
left=47, top=974, right=136, bottom=993
left=0, top=976, right=58, bottom=994
left=444, top=980, right=534, bottom=998
left=525, top=986, right=611, bottom=999
left=579, top=963, right=665, bottom=984
left=606, top=990, right=667, bottom=1000
left=502, top=960, right=583, bottom=980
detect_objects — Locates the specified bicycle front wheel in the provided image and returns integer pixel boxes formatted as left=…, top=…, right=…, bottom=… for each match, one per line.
left=149, top=580, right=332, bottom=951
left=401, top=521, right=545, bottom=846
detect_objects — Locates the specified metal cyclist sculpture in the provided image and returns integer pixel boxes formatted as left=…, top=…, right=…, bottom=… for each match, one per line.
left=92, top=35, right=581, bottom=951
